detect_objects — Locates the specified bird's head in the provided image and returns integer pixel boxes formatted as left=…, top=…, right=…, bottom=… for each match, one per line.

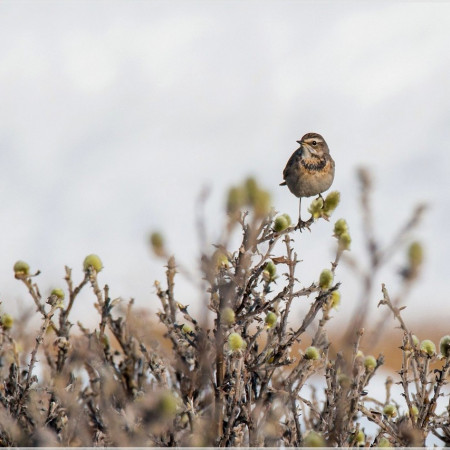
left=297, top=133, right=329, bottom=158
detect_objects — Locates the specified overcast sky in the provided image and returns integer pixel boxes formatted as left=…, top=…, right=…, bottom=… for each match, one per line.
left=1, top=1, right=449, bottom=330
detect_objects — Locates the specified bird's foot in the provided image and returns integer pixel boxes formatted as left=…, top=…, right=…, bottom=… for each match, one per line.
left=295, top=218, right=312, bottom=232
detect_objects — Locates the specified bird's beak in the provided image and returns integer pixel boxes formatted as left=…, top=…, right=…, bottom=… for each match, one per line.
left=296, top=140, right=302, bottom=145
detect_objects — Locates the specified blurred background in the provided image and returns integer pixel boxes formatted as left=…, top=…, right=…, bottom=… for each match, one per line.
left=1, top=1, right=449, bottom=343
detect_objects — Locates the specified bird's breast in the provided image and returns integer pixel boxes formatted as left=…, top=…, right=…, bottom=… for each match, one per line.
left=300, top=156, right=328, bottom=172
left=285, top=156, right=335, bottom=197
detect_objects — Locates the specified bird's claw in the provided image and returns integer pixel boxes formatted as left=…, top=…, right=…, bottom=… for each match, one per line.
left=295, top=219, right=312, bottom=232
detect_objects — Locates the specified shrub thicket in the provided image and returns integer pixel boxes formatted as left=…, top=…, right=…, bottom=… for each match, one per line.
left=0, top=169, right=448, bottom=447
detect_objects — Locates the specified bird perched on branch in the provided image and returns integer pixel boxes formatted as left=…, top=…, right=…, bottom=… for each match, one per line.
left=280, top=132, right=335, bottom=228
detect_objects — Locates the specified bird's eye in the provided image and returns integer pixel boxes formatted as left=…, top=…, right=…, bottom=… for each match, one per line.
left=312, top=140, right=317, bottom=146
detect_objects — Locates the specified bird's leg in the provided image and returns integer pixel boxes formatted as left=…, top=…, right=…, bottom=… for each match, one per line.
left=296, top=197, right=309, bottom=230
left=295, top=197, right=313, bottom=231
left=298, top=197, right=302, bottom=223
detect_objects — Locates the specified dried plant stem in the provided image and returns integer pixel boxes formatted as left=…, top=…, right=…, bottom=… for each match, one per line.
left=15, top=302, right=60, bottom=417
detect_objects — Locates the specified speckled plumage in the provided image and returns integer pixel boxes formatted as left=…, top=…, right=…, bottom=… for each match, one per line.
left=280, top=132, right=335, bottom=225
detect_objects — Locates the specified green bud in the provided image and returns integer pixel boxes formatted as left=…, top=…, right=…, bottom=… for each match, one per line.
left=266, top=350, right=275, bottom=364
left=330, top=290, right=341, bottom=309
left=244, top=177, right=259, bottom=205
left=263, top=261, right=277, bottom=282
left=323, top=190, right=340, bottom=215
left=1, top=314, right=14, bottom=330
left=265, top=311, right=278, bottom=328
left=355, top=430, right=365, bottom=445
left=383, top=404, right=397, bottom=418
left=226, top=186, right=245, bottom=215
left=412, top=334, right=420, bottom=347
left=440, top=335, right=450, bottom=357
left=319, top=269, right=333, bottom=290
left=410, top=405, right=419, bottom=417
left=378, top=437, right=392, bottom=447
left=265, top=261, right=276, bottom=277
left=281, top=213, right=291, bottom=226
left=273, top=215, right=289, bottom=232
left=420, top=339, right=436, bottom=357
left=303, top=431, right=325, bottom=447
left=364, top=355, right=377, bottom=371
left=228, top=332, right=246, bottom=352
left=253, top=189, right=271, bottom=217
left=308, top=197, right=324, bottom=219
left=51, top=288, right=65, bottom=300
left=334, top=218, right=348, bottom=237
left=150, top=232, right=165, bottom=257
left=339, top=231, right=352, bottom=251
left=214, top=250, right=229, bottom=269
left=182, top=324, right=193, bottom=334
left=408, top=241, right=423, bottom=268
left=221, top=307, right=235, bottom=326
left=83, top=254, right=103, bottom=272
left=305, top=346, right=320, bottom=360
left=13, top=260, right=30, bottom=276
left=157, top=391, right=178, bottom=417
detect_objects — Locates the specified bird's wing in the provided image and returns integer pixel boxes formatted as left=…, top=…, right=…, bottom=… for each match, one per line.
left=282, top=149, right=301, bottom=182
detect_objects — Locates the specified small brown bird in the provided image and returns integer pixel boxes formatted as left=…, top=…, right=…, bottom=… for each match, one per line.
left=280, top=132, right=335, bottom=227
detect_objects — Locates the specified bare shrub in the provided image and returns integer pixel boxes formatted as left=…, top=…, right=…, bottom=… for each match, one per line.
left=0, top=170, right=447, bottom=447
